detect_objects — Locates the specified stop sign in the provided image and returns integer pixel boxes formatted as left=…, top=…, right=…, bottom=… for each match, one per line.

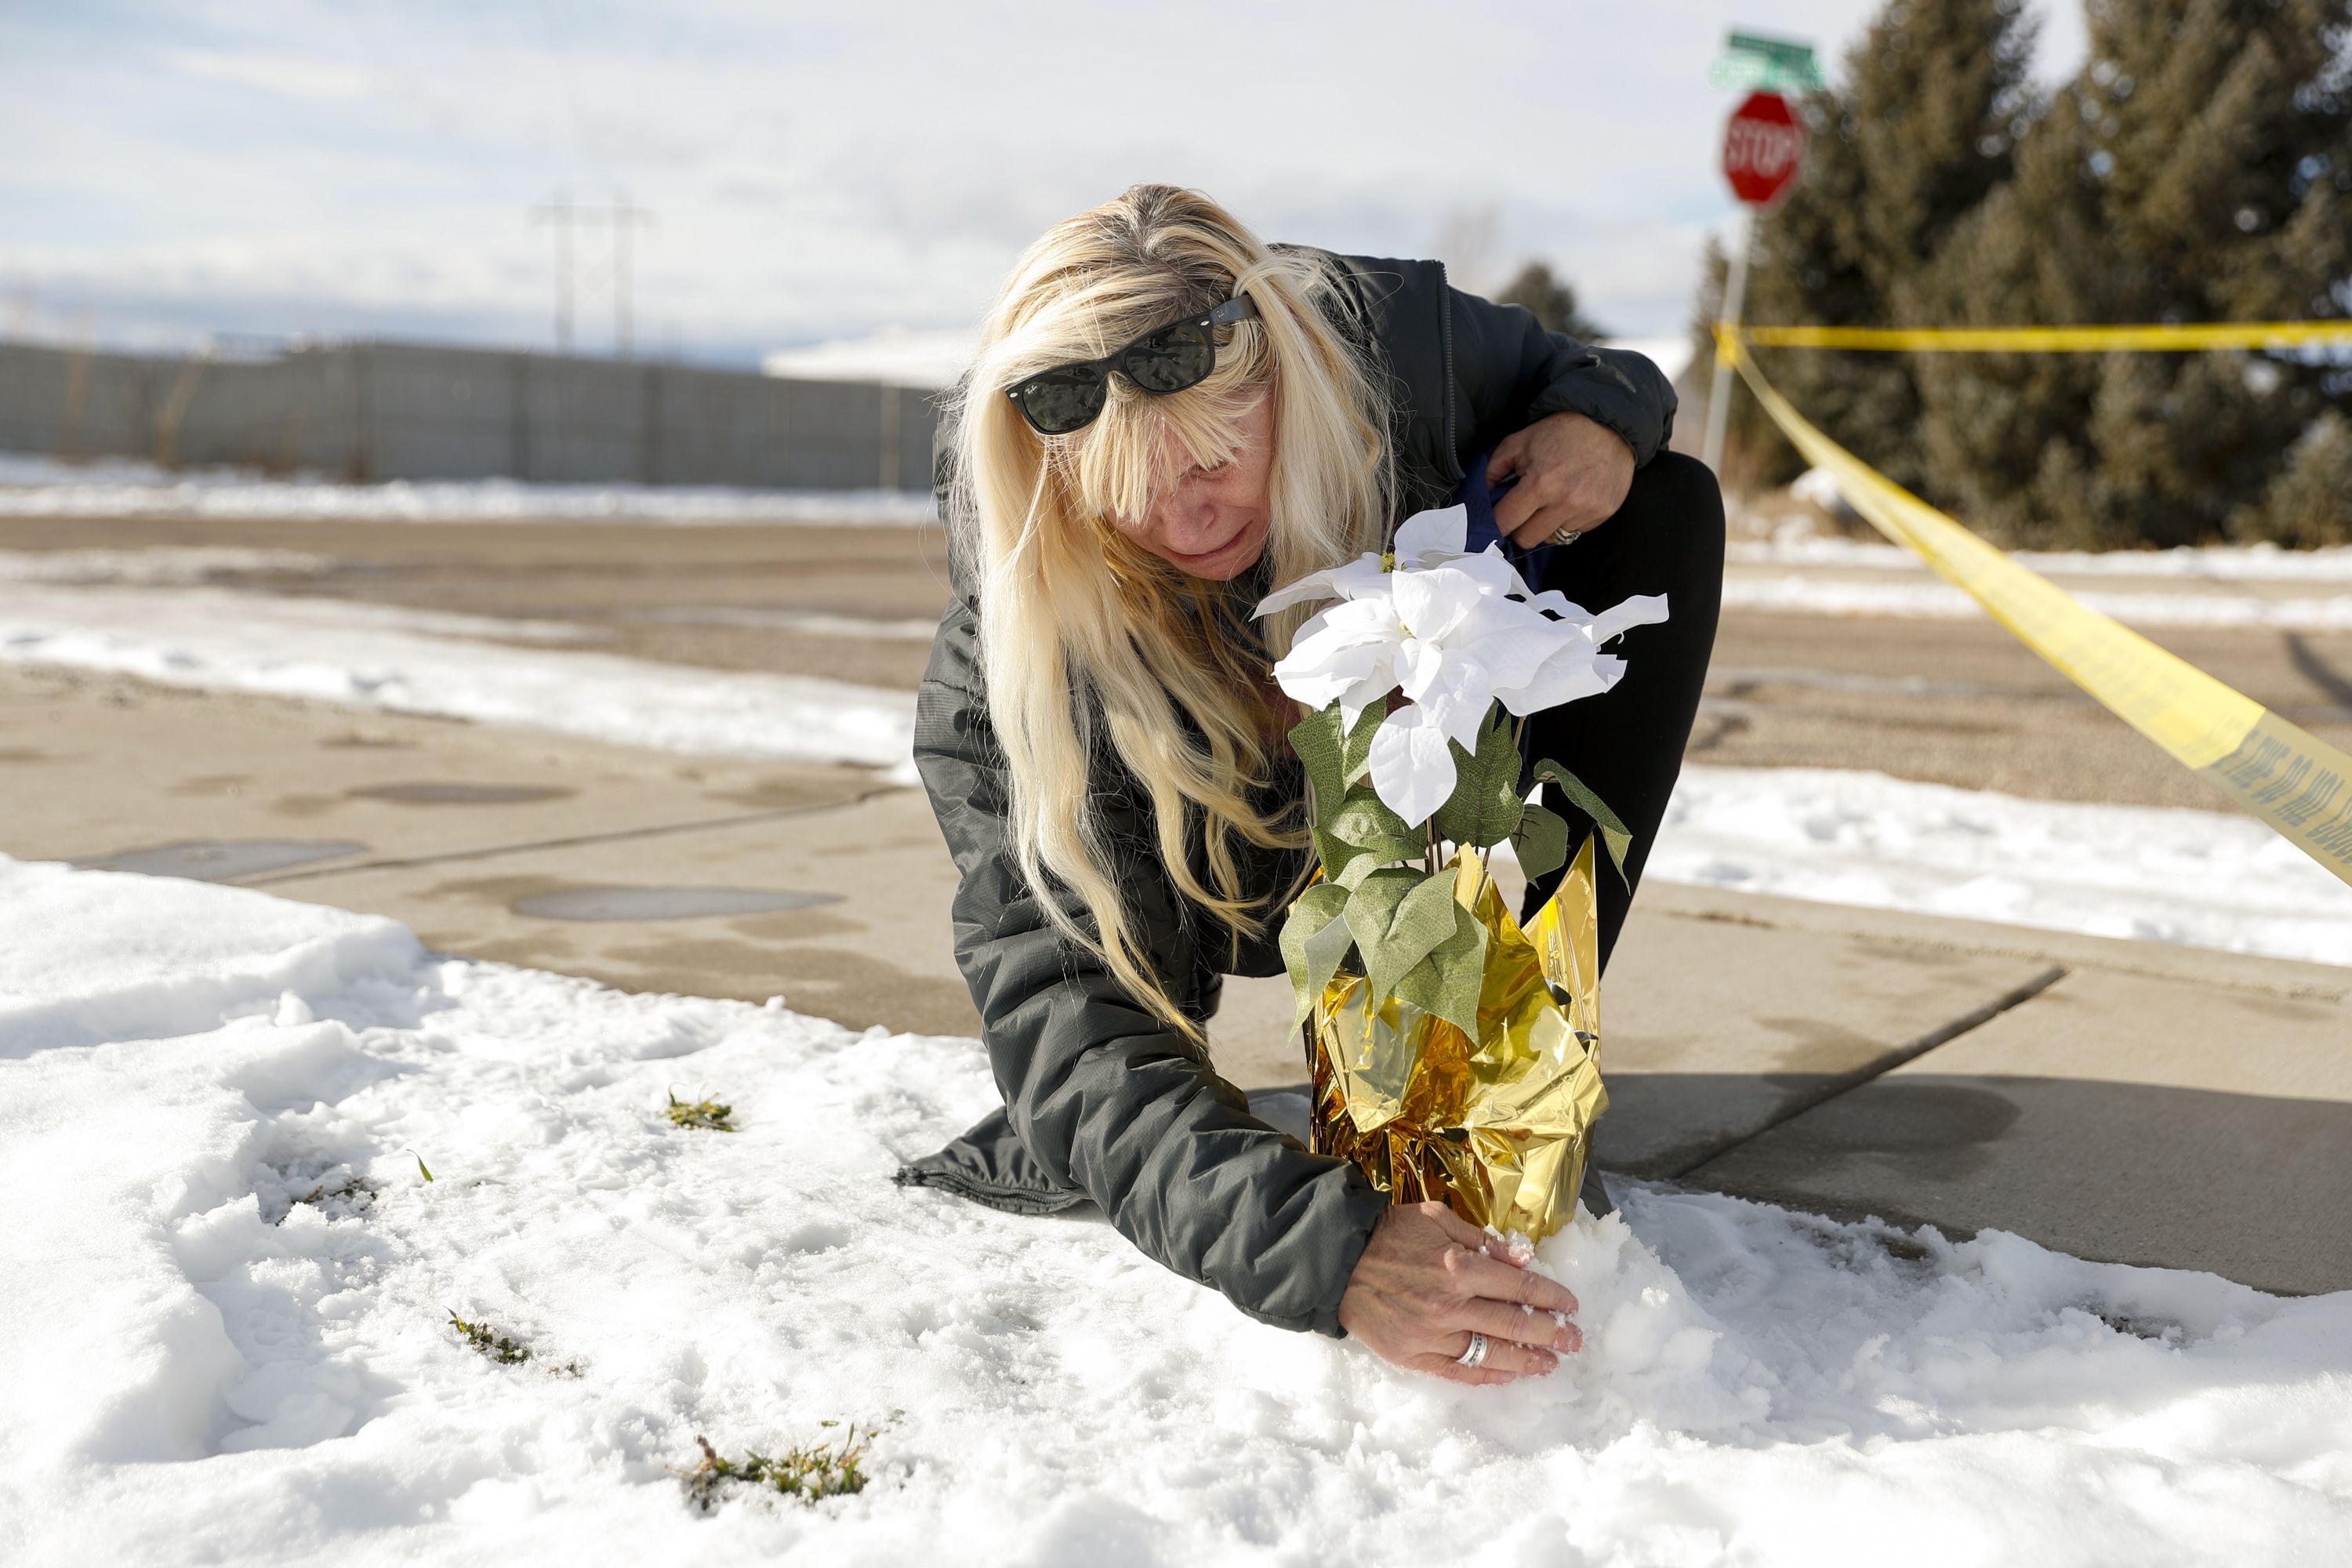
left=1722, top=91, right=1806, bottom=206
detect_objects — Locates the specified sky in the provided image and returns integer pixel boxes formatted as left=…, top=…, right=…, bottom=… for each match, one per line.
left=0, top=1, right=2089, bottom=366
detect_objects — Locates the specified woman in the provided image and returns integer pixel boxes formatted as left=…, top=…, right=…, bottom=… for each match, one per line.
left=898, top=185, right=1723, bottom=1385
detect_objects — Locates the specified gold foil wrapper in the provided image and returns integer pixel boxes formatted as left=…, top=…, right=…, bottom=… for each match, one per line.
left=1305, top=837, right=1606, bottom=1240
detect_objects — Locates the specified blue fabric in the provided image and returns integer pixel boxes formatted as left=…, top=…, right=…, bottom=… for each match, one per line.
left=1453, top=448, right=1555, bottom=779
left=1453, top=448, right=1555, bottom=584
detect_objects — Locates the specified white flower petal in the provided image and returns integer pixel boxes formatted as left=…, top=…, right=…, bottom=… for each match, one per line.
left=1413, top=659, right=1498, bottom=751
left=1450, top=546, right=1537, bottom=600
left=1339, top=673, right=1400, bottom=718
left=1367, top=705, right=1457, bottom=826
left=1254, top=554, right=1391, bottom=616
left=1313, top=595, right=1406, bottom=640
left=1454, top=614, right=1577, bottom=691
left=1388, top=564, right=1486, bottom=644
left=1494, top=641, right=1611, bottom=714
left=1393, top=505, right=1468, bottom=564
left=1273, top=637, right=1397, bottom=710
left=1588, top=593, right=1671, bottom=644
left=1392, top=637, right=1444, bottom=702
left=1525, top=589, right=1593, bottom=620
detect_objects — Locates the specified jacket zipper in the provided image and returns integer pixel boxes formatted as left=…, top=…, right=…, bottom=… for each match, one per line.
left=1436, top=261, right=1457, bottom=475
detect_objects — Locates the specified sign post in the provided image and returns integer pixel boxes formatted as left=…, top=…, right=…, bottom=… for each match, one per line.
left=1702, top=87, right=1808, bottom=475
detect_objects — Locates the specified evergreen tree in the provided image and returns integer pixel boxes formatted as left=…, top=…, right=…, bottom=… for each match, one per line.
left=1704, top=0, right=2352, bottom=547
left=2239, top=408, right=2352, bottom=546
left=1495, top=262, right=1607, bottom=340
left=1913, top=0, right=2352, bottom=546
left=1716, top=0, right=2042, bottom=493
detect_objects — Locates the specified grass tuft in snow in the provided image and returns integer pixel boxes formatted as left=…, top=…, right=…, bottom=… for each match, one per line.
left=448, top=1309, right=532, bottom=1365
left=674, top=1424, right=882, bottom=1512
left=447, top=1310, right=581, bottom=1375
left=291, top=1175, right=376, bottom=1216
left=666, top=1091, right=735, bottom=1132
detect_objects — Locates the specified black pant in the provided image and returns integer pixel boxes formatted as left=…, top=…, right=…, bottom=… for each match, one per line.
left=1517, top=452, right=1725, bottom=970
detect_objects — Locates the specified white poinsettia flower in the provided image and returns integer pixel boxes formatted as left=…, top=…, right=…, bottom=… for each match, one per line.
left=1255, top=504, right=1670, bottom=828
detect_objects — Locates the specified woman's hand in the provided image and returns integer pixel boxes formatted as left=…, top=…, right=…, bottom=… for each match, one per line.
left=1338, top=1201, right=1583, bottom=1385
left=1490, top=409, right=1636, bottom=550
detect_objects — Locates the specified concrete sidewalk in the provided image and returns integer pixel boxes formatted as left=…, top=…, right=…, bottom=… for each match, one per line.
left=7, top=663, right=2347, bottom=1295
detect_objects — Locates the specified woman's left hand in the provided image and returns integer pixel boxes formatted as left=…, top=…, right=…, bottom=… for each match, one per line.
left=1489, top=410, right=1636, bottom=549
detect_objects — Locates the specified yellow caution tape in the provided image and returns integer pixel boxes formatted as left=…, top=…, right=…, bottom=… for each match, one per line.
left=1716, top=328, right=2352, bottom=890
left=1737, top=321, right=2352, bottom=353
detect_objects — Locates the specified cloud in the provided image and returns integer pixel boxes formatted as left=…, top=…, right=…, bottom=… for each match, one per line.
left=0, top=0, right=2096, bottom=361
left=168, top=48, right=371, bottom=103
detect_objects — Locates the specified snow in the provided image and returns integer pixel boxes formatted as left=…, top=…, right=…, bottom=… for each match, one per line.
left=2, top=854, right=2348, bottom=1564
left=0, top=455, right=935, bottom=525
left=760, top=325, right=978, bottom=390
left=1722, top=508, right=2352, bottom=625
left=1748, top=487, right=2352, bottom=583
left=1649, top=765, right=2352, bottom=969
left=4, top=569, right=2343, bottom=967
left=0, top=580, right=918, bottom=773
left=1721, top=572, right=2352, bottom=630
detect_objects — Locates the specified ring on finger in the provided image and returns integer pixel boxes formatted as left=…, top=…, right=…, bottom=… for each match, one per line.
left=1457, top=1332, right=1490, bottom=1370
left=1550, top=525, right=1584, bottom=546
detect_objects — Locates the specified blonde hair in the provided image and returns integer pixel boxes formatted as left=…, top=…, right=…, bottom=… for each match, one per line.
left=941, top=184, right=1392, bottom=1036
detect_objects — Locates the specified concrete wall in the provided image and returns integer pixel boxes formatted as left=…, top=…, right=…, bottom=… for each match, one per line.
left=0, top=338, right=938, bottom=491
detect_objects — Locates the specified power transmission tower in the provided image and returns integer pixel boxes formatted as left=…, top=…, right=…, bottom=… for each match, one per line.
left=528, top=191, right=655, bottom=358
left=602, top=191, right=655, bottom=358
left=528, top=192, right=579, bottom=354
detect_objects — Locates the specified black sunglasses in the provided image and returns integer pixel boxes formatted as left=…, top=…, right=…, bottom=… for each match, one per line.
left=1004, top=295, right=1261, bottom=436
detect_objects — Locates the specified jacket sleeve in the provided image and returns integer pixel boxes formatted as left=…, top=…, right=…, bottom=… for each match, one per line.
left=1449, top=289, right=1679, bottom=466
left=913, top=600, right=1392, bottom=1335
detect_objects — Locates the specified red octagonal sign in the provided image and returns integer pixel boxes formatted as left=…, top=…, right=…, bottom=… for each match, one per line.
left=1722, top=90, right=1806, bottom=206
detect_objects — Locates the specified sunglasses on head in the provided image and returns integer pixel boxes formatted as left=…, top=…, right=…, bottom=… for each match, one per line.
left=1004, top=294, right=1261, bottom=436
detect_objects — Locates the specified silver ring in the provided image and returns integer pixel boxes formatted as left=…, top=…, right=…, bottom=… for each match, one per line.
left=1456, top=1332, right=1490, bottom=1370
left=1549, top=525, right=1584, bottom=546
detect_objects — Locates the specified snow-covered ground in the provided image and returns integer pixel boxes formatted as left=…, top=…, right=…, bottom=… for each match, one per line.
left=0, top=455, right=935, bottom=525
left=0, top=580, right=916, bottom=771
left=1731, top=477, right=2352, bottom=626
left=1719, top=571, right=2352, bottom=630
left=3, top=855, right=2346, bottom=1566
left=4, top=571, right=2345, bottom=965
left=1651, top=766, right=2352, bottom=969
left=1732, top=532, right=2352, bottom=583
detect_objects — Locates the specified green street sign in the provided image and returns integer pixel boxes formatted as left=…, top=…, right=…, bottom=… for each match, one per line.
left=1711, top=30, right=1823, bottom=92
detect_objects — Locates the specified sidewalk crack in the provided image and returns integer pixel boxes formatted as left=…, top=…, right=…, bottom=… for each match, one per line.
left=1665, top=963, right=2068, bottom=1181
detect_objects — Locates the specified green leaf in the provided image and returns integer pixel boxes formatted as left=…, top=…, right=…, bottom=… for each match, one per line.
left=1312, top=828, right=1383, bottom=890
left=1341, top=700, right=1384, bottom=786
left=1432, top=705, right=1524, bottom=849
left=1345, top=868, right=1462, bottom=1005
left=1390, top=899, right=1489, bottom=1038
left=1324, top=783, right=1421, bottom=862
left=1278, top=882, right=1356, bottom=1027
left=1512, top=801, right=1570, bottom=881
left=1288, top=702, right=1388, bottom=833
left=1530, top=759, right=1634, bottom=888
left=1287, top=706, right=1347, bottom=827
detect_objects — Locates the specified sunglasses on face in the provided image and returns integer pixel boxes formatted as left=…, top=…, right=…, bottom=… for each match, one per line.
left=1004, top=294, right=1261, bottom=436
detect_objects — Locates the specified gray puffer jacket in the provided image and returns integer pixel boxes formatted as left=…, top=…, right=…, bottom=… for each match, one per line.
left=896, top=250, right=1675, bottom=1335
